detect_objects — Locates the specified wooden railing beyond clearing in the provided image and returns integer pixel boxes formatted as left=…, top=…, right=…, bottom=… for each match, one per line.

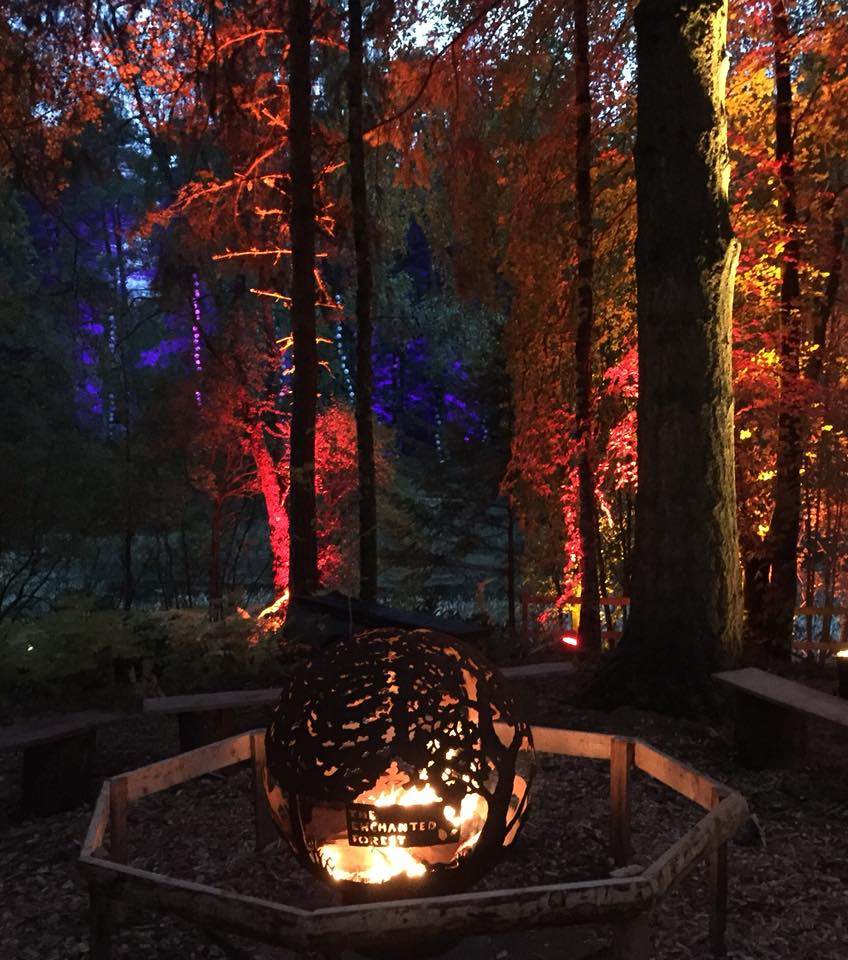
left=520, top=590, right=848, bottom=653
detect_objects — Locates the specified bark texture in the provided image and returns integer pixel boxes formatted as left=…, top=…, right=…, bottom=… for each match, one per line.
left=573, top=0, right=602, bottom=652
left=348, top=0, right=378, bottom=601
left=744, top=0, right=802, bottom=658
left=287, top=0, right=319, bottom=596
left=591, top=0, right=742, bottom=715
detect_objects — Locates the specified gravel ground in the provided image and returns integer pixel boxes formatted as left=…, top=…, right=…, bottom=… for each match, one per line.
left=1, top=667, right=847, bottom=960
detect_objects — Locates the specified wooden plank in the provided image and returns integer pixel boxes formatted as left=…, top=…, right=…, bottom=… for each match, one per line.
left=522, top=594, right=630, bottom=607
left=714, top=667, right=848, bottom=728
left=144, top=689, right=281, bottom=715
left=0, top=711, right=119, bottom=751
left=124, top=734, right=251, bottom=803
left=527, top=725, right=612, bottom=759
left=79, top=855, right=307, bottom=949
left=145, top=661, right=595, bottom=715
left=250, top=732, right=277, bottom=851
left=634, top=741, right=724, bottom=810
left=610, top=738, right=634, bottom=866
left=83, top=783, right=111, bottom=856
left=644, top=793, right=748, bottom=896
left=88, top=881, right=113, bottom=960
left=613, top=910, right=652, bottom=960
left=792, top=641, right=848, bottom=654
left=79, top=853, right=653, bottom=949
left=733, top=692, right=807, bottom=769
left=305, top=876, right=655, bottom=947
left=709, top=840, right=728, bottom=957
left=22, top=728, right=98, bottom=816
left=502, top=662, right=577, bottom=680
left=178, top=709, right=238, bottom=752
left=109, top=777, right=128, bottom=865
left=794, top=606, right=848, bottom=617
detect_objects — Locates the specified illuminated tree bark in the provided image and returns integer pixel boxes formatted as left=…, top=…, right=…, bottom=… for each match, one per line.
left=745, top=0, right=802, bottom=658
left=573, top=0, right=601, bottom=652
left=348, top=0, right=378, bottom=602
left=592, top=0, right=742, bottom=714
left=252, top=427, right=290, bottom=594
left=287, top=0, right=320, bottom=596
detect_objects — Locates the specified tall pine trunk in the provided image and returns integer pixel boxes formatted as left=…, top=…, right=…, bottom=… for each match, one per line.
left=348, top=0, right=378, bottom=602
left=287, top=0, right=319, bottom=596
left=573, top=0, right=601, bottom=652
left=745, top=0, right=803, bottom=657
left=591, top=0, right=742, bottom=715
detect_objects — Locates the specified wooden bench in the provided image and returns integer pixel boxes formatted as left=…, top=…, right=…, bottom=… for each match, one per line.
left=0, top=711, right=120, bottom=816
left=714, top=667, right=848, bottom=768
left=143, top=689, right=281, bottom=752
left=144, top=663, right=576, bottom=752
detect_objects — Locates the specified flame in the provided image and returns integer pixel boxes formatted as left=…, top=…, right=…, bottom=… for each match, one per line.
left=561, top=634, right=579, bottom=647
left=836, top=650, right=848, bottom=659
left=317, top=761, right=488, bottom=885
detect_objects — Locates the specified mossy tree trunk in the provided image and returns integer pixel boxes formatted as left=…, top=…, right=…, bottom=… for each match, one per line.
left=591, top=0, right=742, bottom=715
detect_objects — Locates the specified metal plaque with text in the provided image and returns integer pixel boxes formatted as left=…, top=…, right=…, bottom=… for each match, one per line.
left=346, top=802, right=460, bottom=848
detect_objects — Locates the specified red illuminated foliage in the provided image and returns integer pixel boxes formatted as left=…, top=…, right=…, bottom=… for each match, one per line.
left=6, top=0, right=847, bottom=654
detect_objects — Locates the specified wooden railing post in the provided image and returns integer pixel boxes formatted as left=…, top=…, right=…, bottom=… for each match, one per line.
left=251, top=731, right=277, bottom=850
left=709, top=787, right=729, bottom=957
left=109, top=776, right=128, bottom=865
left=89, top=881, right=113, bottom=960
left=610, top=737, right=634, bottom=867
left=613, top=909, right=653, bottom=960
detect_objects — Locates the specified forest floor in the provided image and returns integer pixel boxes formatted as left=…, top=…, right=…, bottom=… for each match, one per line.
left=1, top=665, right=847, bottom=960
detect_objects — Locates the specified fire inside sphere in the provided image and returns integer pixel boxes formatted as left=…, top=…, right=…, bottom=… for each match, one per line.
left=264, top=627, right=535, bottom=899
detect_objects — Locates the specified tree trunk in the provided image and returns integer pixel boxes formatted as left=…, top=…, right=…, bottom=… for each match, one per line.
left=181, top=520, right=194, bottom=605
left=746, top=0, right=803, bottom=658
left=251, top=428, right=290, bottom=594
left=208, top=496, right=224, bottom=622
left=806, top=202, right=843, bottom=383
left=287, top=0, right=319, bottom=597
left=591, top=0, right=742, bottom=715
left=348, top=0, right=378, bottom=602
left=112, top=204, right=134, bottom=611
left=573, top=0, right=601, bottom=652
left=804, top=193, right=843, bottom=643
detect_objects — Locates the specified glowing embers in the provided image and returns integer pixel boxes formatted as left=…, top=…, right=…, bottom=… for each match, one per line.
left=263, top=628, right=534, bottom=899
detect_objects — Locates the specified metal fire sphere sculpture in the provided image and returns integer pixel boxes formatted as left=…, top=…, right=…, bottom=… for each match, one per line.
left=264, top=628, right=535, bottom=900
